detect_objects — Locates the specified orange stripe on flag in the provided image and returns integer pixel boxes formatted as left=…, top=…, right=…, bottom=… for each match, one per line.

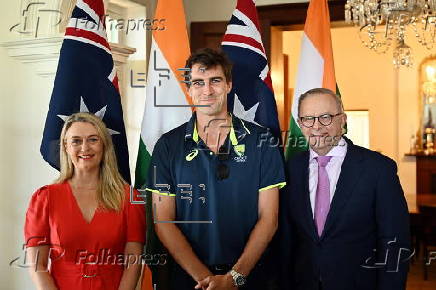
left=304, top=0, right=336, bottom=91
left=141, top=265, right=153, bottom=290
left=153, top=0, right=192, bottom=105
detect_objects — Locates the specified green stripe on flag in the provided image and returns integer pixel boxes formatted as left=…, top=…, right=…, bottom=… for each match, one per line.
left=285, top=117, right=308, bottom=160
left=135, top=138, right=172, bottom=289
left=134, top=139, right=151, bottom=188
left=134, top=139, right=155, bottom=262
left=336, top=84, right=347, bottom=134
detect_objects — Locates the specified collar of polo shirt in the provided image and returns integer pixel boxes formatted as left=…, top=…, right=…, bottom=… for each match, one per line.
left=187, top=113, right=250, bottom=146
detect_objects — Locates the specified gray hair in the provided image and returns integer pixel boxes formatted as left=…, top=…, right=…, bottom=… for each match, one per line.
left=298, top=88, right=344, bottom=116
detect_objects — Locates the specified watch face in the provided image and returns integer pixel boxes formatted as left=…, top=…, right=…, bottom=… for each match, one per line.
left=236, top=276, right=246, bottom=286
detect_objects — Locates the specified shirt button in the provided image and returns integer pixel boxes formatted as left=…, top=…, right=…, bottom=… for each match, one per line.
left=209, top=152, right=213, bottom=155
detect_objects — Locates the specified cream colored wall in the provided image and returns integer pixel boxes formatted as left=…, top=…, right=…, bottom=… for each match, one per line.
left=0, top=2, right=59, bottom=289
left=183, top=0, right=306, bottom=28
left=257, top=0, right=307, bottom=4
left=283, top=26, right=420, bottom=194
left=183, top=0, right=234, bottom=24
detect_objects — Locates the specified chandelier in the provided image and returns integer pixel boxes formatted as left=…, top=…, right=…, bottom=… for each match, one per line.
left=345, top=0, right=436, bottom=67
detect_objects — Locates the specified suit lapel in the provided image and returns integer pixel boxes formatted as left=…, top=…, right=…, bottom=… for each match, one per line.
left=297, top=151, right=320, bottom=242
left=321, top=139, right=364, bottom=239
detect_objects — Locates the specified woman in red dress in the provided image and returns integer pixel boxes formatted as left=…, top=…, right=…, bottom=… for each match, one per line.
left=25, top=112, right=145, bottom=290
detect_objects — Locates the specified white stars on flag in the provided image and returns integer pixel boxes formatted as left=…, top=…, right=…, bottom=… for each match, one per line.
left=57, top=97, right=120, bottom=135
left=233, top=93, right=260, bottom=126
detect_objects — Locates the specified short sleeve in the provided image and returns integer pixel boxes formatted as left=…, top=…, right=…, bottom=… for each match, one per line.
left=259, top=131, right=286, bottom=191
left=24, top=186, right=50, bottom=247
left=145, top=137, right=176, bottom=197
left=126, top=188, right=146, bottom=243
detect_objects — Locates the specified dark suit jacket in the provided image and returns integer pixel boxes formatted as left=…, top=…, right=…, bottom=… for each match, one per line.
left=278, top=137, right=410, bottom=290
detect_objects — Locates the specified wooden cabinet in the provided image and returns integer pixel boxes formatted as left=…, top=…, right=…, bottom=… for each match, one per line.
left=415, top=156, right=436, bottom=194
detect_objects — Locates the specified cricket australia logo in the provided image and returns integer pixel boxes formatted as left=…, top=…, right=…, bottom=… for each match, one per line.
left=233, top=144, right=247, bottom=163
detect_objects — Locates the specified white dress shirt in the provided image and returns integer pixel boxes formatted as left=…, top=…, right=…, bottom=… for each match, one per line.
left=308, top=137, right=348, bottom=217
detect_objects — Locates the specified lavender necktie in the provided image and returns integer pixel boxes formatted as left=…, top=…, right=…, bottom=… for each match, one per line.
left=314, top=156, right=332, bottom=237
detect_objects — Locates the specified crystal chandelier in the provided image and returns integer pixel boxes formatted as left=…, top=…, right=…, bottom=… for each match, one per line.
left=345, top=0, right=436, bottom=67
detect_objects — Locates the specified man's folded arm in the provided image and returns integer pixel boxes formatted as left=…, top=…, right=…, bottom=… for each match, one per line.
left=151, top=192, right=213, bottom=282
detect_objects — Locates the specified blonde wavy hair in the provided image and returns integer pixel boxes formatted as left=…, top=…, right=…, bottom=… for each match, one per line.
left=55, top=112, right=126, bottom=211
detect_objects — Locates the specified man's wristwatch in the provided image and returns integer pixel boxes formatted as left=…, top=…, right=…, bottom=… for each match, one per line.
left=229, top=269, right=247, bottom=287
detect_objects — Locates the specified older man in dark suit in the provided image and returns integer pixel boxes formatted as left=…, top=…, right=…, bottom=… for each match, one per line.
left=279, top=88, right=411, bottom=290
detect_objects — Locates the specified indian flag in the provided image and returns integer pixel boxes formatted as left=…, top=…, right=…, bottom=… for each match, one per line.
left=136, top=0, right=191, bottom=289
left=135, top=0, right=191, bottom=187
left=285, top=0, right=337, bottom=159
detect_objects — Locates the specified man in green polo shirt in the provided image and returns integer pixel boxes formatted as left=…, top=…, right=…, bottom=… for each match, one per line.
left=147, top=48, right=285, bottom=290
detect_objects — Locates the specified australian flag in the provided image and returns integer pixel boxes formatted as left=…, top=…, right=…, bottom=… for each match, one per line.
left=222, top=0, right=281, bottom=140
left=40, top=0, right=130, bottom=182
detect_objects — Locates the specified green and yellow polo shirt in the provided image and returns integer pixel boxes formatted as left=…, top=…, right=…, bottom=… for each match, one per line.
left=146, top=113, right=285, bottom=266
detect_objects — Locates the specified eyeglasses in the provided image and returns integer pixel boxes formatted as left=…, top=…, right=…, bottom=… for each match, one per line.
left=299, top=113, right=342, bottom=128
left=216, top=145, right=230, bottom=180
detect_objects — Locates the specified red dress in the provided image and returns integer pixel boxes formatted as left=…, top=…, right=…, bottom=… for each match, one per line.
left=24, top=182, right=146, bottom=290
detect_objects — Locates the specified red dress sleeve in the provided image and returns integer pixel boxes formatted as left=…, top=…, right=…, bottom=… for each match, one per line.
left=24, top=186, right=50, bottom=247
left=125, top=187, right=146, bottom=243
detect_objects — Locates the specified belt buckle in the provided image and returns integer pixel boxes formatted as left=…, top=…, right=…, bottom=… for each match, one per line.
left=82, top=262, right=97, bottom=278
left=212, top=264, right=230, bottom=272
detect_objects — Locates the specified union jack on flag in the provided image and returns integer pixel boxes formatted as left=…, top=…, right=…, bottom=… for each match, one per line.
left=40, top=0, right=131, bottom=182
left=222, top=0, right=281, bottom=139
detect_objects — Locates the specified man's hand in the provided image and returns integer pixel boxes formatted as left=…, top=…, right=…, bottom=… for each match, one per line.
left=195, top=274, right=236, bottom=290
